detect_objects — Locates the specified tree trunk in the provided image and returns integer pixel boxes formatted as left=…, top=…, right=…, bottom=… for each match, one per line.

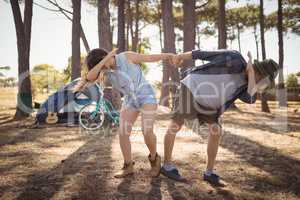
left=111, top=25, right=115, bottom=45
left=42, top=1, right=90, bottom=53
left=237, top=25, right=241, bottom=52
left=254, top=25, right=259, bottom=61
left=196, top=25, right=201, bottom=49
left=217, top=0, right=236, bottom=109
left=260, top=0, right=266, bottom=60
left=158, top=18, right=163, bottom=51
left=132, top=0, right=140, bottom=52
left=71, top=0, right=81, bottom=80
left=218, top=0, right=226, bottom=49
left=11, top=0, right=33, bottom=118
left=259, top=0, right=270, bottom=113
left=160, top=0, right=179, bottom=107
left=80, top=25, right=90, bottom=52
left=229, top=27, right=234, bottom=49
left=98, top=0, right=112, bottom=51
left=128, top=1, right=134, bottom=50
left=277, top=0, right=287, bottom=107
left=182, top=0, right=195, bottom=71
left=117, top=0, right=126, bottom=52
left=99, top=0, right=121, bottom=106
left=126, top=7, right=129, bottom=51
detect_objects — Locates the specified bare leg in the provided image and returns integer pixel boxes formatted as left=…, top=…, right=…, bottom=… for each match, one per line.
left=206, top=123, right=222, bottom=171
left=164, top=118, right=184, bottom=164
left=118, top=107, right=139, bottom=164
left=141, top=103, right=157, bottom=160
left=141, top=103, right=162, bottom=177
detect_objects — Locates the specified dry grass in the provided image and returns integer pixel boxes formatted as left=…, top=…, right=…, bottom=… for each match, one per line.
left=0, top=88, right=299, bottom=200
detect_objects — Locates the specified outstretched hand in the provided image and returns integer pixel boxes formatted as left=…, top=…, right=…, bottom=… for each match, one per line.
left=169, top=54, right=183, bottom=68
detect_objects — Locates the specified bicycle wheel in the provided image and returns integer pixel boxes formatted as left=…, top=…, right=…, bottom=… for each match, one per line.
left=79, top=103, right=105, bottom=131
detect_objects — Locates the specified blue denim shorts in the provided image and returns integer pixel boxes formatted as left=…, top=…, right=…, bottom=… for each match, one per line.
left=123, top=83, right=157, bottom=110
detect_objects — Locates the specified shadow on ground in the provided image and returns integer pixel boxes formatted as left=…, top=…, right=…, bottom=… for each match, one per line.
left=14, top=134, right=114, bottom=200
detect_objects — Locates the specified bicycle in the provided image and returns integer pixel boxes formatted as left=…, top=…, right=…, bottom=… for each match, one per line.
left=78, top=83, right=120, bottom=131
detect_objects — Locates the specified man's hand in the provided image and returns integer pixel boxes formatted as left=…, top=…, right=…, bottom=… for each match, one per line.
left=170, top=54, right=183, bottom=68
left=246, top=62, right=254, bottom=73
left=246, top=51, right=257, bottom=96
left=247, top=51, right=252, bottom=62
left=246, top=51, right=254, bottom=73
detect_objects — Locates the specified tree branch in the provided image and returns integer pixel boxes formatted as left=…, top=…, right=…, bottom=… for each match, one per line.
left=33, top=2, right=60, bottom=12
left=46, top=0, right=73, bottom=15
left=33, top=0, right=90, bottom=52
left=195, top=0, right=210, bottom=10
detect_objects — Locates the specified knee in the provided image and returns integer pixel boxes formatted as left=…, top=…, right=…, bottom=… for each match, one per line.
left=142, top=126, right=155, bottom=137
left=168, top=119, right=184, bottom=134
left=119, top=123, right=133, bottom=137
left=208, top=123, right=222, bottom=138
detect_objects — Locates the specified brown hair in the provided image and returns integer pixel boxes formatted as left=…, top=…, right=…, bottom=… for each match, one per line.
left=73, top=48, right=110, bottom=93
left=86, top=48, right=108, bottom=71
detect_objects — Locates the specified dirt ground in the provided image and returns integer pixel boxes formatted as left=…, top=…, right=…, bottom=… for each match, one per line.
left=0, top=101, right=300, bottom=200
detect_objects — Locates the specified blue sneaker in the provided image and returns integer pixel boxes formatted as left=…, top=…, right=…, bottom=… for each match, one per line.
left=203, top=172, right=226, bottom=187
left=160, top=165, right=186, bottom=182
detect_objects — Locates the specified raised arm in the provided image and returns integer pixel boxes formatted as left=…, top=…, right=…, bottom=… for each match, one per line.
left=125, top=51, right=174, bottom=64
left=73, top=49, right=118, bottom=93
left=177, top=51, right=192, bottom=60
left=246, top=51, right=257, bottom=96
left=173, top=50, right=236, bottom=68
left=238, top=51, right=257, bottom=104
left=86, top=49, right=118, bottom=81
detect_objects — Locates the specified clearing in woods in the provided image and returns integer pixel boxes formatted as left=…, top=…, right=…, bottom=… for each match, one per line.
left=0, top=101, right=300, bottom=200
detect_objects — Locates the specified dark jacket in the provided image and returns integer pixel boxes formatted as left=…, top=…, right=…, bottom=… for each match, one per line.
left=183, top=49, right=257, bottom=118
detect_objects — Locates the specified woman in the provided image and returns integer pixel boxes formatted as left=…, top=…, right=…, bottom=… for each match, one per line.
left=75, top=48, right=174, bottom=178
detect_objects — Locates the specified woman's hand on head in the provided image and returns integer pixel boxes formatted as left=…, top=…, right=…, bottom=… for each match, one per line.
left=108, top=48, right=118, bottom=57
left=86, top=48, right=118, bottom=81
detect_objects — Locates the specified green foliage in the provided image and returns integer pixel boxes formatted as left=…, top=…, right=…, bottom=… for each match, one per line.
left=286, top=73, right=299, bottom=88
left=266, top=5, right=300, bottom=35
left=134, top=37, right=151, bottom=74
left=0, top=66, right=11, bottom=71
left=0, top=66, right=15, bottom=86
left=226, top=5, right=259, bottom=28
left=196, top=0, right=218, bottom=24
left=31, top=64, right=65, bottom=96
left=63, top=55, right=87, bottom=82
left=0, top=77, right=16, bottom=87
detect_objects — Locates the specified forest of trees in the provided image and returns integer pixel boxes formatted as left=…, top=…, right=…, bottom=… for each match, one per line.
left=8, top=0, right=300, bottom=118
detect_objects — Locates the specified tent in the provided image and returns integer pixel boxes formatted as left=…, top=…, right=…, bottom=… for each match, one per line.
left=36, top=78, right=101, bottom=124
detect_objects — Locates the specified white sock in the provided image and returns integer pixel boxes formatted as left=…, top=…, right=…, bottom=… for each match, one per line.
left=205, top=170, right=213, bottom=176
left=163, top=163, right=177, bottom=171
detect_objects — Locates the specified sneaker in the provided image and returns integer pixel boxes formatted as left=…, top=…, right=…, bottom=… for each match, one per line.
left=203, top=172, right=226, bottom=187
left=148, top=153, right=161, bottom=177
left=114, top=161, right=134, bottom=178
left=160, top=165, right=186, bottom=182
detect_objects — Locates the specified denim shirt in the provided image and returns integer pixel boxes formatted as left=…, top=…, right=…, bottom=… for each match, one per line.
left=108, top=52, right=154, bottom=99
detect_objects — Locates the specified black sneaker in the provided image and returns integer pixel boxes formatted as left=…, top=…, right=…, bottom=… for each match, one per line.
left=160, top=166, right=186, bottom=182
left=203, top=172, right=226, bottom=187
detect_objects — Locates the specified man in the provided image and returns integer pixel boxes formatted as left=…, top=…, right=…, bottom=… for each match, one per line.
left=161, top=49, right=279, bottom=185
